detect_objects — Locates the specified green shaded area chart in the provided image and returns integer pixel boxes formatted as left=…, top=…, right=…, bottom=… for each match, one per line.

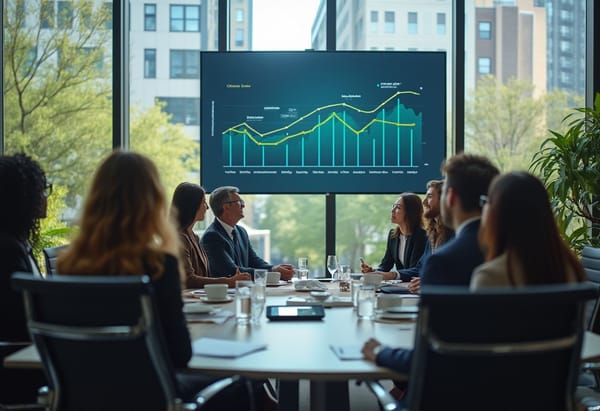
left=222, top=91, right=423, bottom=169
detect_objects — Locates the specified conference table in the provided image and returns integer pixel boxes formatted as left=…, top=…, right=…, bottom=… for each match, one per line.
left=185, top=282, right=412, bottom=411
left=6, top=281, right=600, bottom=411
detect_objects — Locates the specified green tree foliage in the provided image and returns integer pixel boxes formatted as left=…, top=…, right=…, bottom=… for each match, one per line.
left=130, top=103, right=197, bottom=198
left=465, top=75, right=547, bottom=171
left=3, top=0, right=113, bottom=202
left=3, top=0, right=197, bottom=210
left=257, top=194, right=400, bottom=272
left=34, top=185, right=73, bottom=270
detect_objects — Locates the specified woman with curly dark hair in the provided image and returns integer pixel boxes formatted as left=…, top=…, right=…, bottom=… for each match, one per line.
left=0, top=153, right=50, bottom=340
left=0, top=153, right=49, bottom=403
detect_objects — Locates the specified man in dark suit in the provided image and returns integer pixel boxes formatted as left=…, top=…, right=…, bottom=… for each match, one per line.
left=201, top=186, right=295, bottom=279
left=362, top=153, right=500, bottom=377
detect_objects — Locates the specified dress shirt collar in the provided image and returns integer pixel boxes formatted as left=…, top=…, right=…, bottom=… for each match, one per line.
left=216, top=217, right=236, bottom=239
left=455, top=216, right=480, bottom=237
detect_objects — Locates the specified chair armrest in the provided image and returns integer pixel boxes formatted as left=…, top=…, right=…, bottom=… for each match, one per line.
left=582, top=362, right=600, bottom=371
left=362, top=380, right=400, bottom=411
left=193, top=375, right=241, bottom=408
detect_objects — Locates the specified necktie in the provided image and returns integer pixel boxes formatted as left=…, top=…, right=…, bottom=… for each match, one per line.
left=232, top=229, right=243, bottom=265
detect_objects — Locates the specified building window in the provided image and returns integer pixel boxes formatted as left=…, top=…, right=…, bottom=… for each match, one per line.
left=102, top=2, right=112, bottom=29
left=41, top=1, right=55, bottom=29
left=157, top=97, right=200, bottom=125
left=436, top=13, right=446, bottom=35
left=83, top=47, right=104, bottom=72
left=144, top=49, right=156, bottom=78
left=236, top=8, right=244, bottom=23
left=479, top=21, right=491, bottom=40
left=57, top=1, right=74, bottom=29
left=144, top=4, right=157, bottom=31
left=408, top=12, right=418, bottom=34
left=170, top=50, right=200, bottom=79
left=478, top=57, right=491, bottom=74
left=170, top=5, right=200, bottom=32
left=384, top=11, right=395, bottom=33
left=235, top=29, right=244, bottom=47
left=370, top=11, right=378, bottom=33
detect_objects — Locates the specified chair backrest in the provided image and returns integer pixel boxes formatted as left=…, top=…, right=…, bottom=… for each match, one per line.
left=583, top=246, right=600, bottom=284
left=407, top=283, right=597, bottom=411
left=583, top=247, right=600, bottom=331
left=42, top=245, right=68, bottom=276
left=11, top=272, right=182, bottom=411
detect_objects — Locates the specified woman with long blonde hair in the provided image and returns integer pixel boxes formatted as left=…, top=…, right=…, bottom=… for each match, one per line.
left=58, top=151, right=262, bottom=408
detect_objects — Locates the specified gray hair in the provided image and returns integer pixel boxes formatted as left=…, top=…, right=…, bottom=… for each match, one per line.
left=209, top=186, right=239, bottom=217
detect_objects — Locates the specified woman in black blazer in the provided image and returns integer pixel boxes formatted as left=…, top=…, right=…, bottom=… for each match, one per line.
left=361, top=193, right=427, bottom=281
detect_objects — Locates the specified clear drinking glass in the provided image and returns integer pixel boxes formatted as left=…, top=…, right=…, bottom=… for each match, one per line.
left=298, top=268, right=309, bottom=280
left=351, top=280, right=362, bottom=309
left=327, top=255, right=338, bottom=280
left=338, top=264, right=351, bottom=292
left=298, top=257, right=308, bottom=270
left=251, top=283, right=266, bottom=324
left=357, top=285, right=376, bottom=319
left=235, top=280, right=254, bottom=325
left=254, top=269, right=267, bottom=285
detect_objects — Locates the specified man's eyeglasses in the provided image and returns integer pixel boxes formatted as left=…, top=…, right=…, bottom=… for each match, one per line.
left=43, top=183, right=53, bottom=198
left=224, top=199, right=245, bottom=207
left=479, top=195, right=488, bottom=208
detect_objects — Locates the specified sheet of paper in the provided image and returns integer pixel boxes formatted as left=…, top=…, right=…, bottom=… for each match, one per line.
left=185, top=310, right=233, bottom=324
left=193, top=338, right=268, bottom=358
left=329, top=344, right=365, bottom=360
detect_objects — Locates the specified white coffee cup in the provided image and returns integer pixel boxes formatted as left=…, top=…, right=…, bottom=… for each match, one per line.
left=266, top=271, right=281, bottom=284
left=377, top=294, right=403, bottom=311
left=362, top=273, right=384, bottom=288
left=204, top=284, right=228, bottom=301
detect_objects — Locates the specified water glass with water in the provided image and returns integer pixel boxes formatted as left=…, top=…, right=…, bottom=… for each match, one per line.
left=351, top=279, right=362, bottom=309
left=298, top=268, right=309, bottom=280
left=254, top=269, right=267, bottom=285
left=251, top=283, right=266, bottom=324
left=357, top=285, right=376, bottom=319
left=235, top=280, right=254, bottom=325
left=338, top=264, right=351, bottom=292
left=298, top=257, right=308, bottom=270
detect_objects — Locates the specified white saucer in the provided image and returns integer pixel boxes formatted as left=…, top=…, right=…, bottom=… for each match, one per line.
left=266, top=280, right=287, bottom=287
left=377, top=312, right=418, bottom=320
left=200, top=296, right=233, bottom=304
left=183, top=303, right=215, bottom=314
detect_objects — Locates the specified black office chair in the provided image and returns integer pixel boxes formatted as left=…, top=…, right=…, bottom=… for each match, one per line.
left=11, top=272, right=240, bottom=411
left=0, top=341, right=46, bottom=410
left=578, top=246, right=600, bottom=392
left=42, top=245, right=68, bottom=276
left=403, top=283, right=596, bottom=411
left=584, top=246, right=600, bottom=331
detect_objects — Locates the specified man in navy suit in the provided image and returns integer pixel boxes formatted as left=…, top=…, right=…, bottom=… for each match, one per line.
left=362, top=153, right=500, bottom=377
left=201, top=186, right=295, bottom=279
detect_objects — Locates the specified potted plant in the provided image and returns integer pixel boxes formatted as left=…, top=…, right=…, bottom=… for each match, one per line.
left=531, top=93, right=600, bottom=252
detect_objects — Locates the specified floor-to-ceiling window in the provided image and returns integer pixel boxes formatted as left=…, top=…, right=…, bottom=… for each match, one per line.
left=1, top=0, right=594, bottom=270
left=2, top=0, right=114, bottom=255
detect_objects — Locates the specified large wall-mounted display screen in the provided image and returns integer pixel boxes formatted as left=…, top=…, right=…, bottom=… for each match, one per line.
left=200, top=51, right=446, bottom=194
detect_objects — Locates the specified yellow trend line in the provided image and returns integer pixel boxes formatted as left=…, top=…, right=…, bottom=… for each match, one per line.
left=222, top=90, right=420, bottom=147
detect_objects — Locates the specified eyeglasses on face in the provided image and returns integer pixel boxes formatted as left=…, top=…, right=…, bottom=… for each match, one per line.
left=224, top=199, right=245, bottom=207
left=479, top=195, right=488, bottom=208
left=43, top=183, right=53, bottom=198
left=392, top=203, right=403, bottom=210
